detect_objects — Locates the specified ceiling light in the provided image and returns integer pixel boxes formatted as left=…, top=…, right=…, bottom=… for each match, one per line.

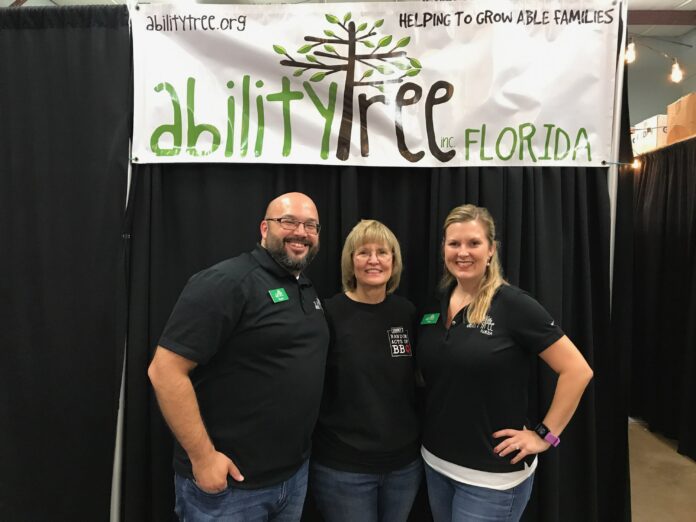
left=626, top=40, right=636, bottom=64
left=671, top=60, right=683, bottom=83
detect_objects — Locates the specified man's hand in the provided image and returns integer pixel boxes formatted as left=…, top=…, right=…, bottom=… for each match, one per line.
left=191, top=450, right=244, bottom=493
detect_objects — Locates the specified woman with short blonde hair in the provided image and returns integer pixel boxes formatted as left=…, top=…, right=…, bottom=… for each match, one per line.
left=340, top=219, right=403, bottom=294
left=311, top=219, right=421, bottom=522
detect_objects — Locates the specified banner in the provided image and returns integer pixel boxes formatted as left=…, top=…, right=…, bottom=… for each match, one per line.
left=131, top=0, right=622, bottom=167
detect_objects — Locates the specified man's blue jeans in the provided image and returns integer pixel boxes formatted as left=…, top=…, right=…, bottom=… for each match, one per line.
left=424, top=463, right=534, bottom=522
left=309, top=458, right=422, bottom=522
left=174, top=460, right=308, bottom=522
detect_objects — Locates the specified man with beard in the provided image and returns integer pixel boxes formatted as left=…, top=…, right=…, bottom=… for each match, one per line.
left=148, top=192, right=329, bottom=521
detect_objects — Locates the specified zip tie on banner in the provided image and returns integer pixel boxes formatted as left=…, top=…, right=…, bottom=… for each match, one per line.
left=602, top=159, right=641, bottom=169
left=630, top=126, right=668, bottom=133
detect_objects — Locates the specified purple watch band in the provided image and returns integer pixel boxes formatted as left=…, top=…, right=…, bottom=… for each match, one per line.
left=543, top=431, right=561, bottom=447
left=534, top=422, right=560, bottom=447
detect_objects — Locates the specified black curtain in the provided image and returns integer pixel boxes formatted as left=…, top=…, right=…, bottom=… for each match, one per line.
left=627, top=137, right=696, bottom=460
left=123, top=163, right=623, bottom=522
left=0, top=6, right=130, bottom=521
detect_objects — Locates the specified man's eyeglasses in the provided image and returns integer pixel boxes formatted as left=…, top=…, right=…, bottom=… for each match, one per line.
left=265, top=217, right=321, bottom=235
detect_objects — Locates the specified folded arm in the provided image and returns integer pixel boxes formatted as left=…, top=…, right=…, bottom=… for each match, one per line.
left=494, top=335, right=593, bottom=464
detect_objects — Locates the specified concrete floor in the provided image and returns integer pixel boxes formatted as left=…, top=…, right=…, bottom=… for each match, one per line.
left=629, top=419, right=696, bottom=522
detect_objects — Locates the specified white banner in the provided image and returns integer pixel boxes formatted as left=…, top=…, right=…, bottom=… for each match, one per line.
left=131, top=0, right=621, bottom=167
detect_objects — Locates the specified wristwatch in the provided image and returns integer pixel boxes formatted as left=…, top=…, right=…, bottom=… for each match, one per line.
left=534, top=422, right=560, bottom=447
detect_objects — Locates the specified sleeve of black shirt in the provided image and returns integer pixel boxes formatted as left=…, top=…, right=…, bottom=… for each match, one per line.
left=506, top=287, right=564, bottom=355
left=159, top=267, right=244, bottom=364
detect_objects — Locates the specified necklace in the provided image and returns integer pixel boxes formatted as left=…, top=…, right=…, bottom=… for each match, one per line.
left=448, top=290, right=473, bottom=323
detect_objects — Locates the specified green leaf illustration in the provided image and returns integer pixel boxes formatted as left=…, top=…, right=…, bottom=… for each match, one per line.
left=375, top=19, right=384, bottom=28
left=376, top=65, right=394, bottom=75
left=377, top=35, right=393, bottom=48
left=298, top=44, right=314, bottom=54
left=357, top=22, right=368, bottom=32
left=363, top=69, right=374, bottom=78
left=324, top=30, right=335, bottom=37
left=376, top=85, right=385, bottom=92
left=324, top=44, right=336, bottom=53
left=361, top=40, right=375, bottom=48
left=273, top=45, right=287, bottom=55
left=404, top=69, right=421, bottom=77
left=310, top=72, right=327, bottom=82
left=293, top=69, right=304, bottom=77
left=307, top=55, right=318, bottom=63
left=396, top=37, right=411, bottom=48
left=392, top=61, right=410, bottom=71
left=343, top=12, right=352, bottom=23
left=408, top=57, right=422, bottom=69
left=325, top=14, right=339, bottom=24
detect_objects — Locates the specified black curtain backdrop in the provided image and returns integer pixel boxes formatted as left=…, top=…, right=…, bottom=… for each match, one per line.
left=627, top=137, right=696, bottom=461
left=123, top=163, right=622, bottom=522
left=0, top=6, right=130, bottom=521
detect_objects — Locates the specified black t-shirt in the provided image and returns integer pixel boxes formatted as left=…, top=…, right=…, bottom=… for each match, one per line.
left=312, top=293, right=420, bottom=473
left=159, top=246, right=329, bottom=489
left=417, top=284, right=563, bottom=473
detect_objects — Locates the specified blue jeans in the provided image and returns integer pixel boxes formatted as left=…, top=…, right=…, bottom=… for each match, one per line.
left=424, top=464, right=534, bottom=522
left=310, top=458, right=422, bottom=522
left=174, top=460, right=308, bottom=522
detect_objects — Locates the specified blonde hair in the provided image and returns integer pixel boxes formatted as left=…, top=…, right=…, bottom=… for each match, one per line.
left=341, top=220, right=403, bottom=294
left=440, top=204, right=506, bottom=324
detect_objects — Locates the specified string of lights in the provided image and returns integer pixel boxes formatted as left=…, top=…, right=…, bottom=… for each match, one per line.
left=625, top=35, right=692, bottom=83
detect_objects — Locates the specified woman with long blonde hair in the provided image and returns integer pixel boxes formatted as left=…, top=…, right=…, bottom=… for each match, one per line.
left=417, top=204, right=593, bottom=522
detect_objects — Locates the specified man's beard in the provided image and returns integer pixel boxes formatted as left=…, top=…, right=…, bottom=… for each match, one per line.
left=265, top=233, right=319, bottom=273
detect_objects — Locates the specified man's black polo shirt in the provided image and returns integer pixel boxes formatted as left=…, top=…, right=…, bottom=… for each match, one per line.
left=159, top=245, right=329, bottom=489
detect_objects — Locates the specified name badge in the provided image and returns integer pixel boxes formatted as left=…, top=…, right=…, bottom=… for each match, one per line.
left=420, top=312, right=440, bottom=325
left=268, top=288, right=289, bottom=303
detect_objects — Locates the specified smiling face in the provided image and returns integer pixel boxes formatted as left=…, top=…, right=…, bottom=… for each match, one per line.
left=443, top=219, right=495, bottom=287
left=352, top=242, right=393, bottom=292
left=260, top=193, right=320, bottom=275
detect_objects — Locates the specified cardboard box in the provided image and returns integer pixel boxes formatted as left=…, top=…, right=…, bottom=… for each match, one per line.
left=667, top=92, right=696, bottom=145
left=632, top=114, right=668, bottom=155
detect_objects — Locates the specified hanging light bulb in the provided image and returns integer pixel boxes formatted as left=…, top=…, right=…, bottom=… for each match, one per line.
left=626, top=40, right=636, bottom=63
left=671, top=59, right=683, bottom=83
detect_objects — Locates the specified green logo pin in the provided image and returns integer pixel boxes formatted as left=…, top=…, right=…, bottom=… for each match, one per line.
left=269, top=288, right=289, bottom=303
left=420, top=312, right=440, bottom=325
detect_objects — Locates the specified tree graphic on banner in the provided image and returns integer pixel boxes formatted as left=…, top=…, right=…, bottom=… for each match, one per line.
left=273, top=12, right=422, bottom=160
